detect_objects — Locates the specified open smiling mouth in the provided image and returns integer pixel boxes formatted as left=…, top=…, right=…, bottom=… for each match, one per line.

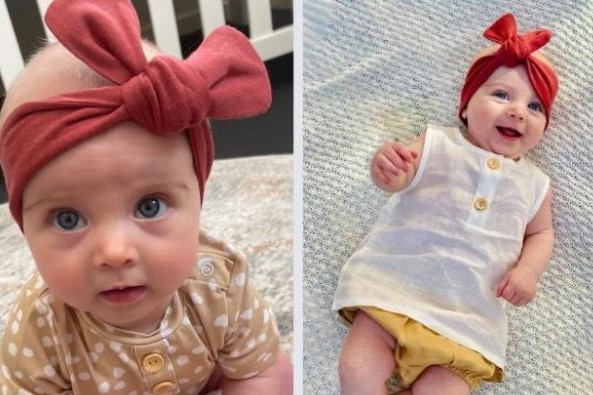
left=496, top=126, right=522, bottom=138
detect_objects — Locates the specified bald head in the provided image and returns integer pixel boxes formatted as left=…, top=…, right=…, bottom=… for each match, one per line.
left=0, top=41, right=161, bottom=129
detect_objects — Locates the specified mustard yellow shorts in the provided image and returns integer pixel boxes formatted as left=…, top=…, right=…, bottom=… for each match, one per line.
left=342, top=307, right=503, bottom=390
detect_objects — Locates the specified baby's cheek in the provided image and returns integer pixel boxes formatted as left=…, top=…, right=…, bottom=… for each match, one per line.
left=161, top=238, right=200, bottom=273
left=37, top=263, right=91, bottom=309
left=154, top=213, right=200, bottom=275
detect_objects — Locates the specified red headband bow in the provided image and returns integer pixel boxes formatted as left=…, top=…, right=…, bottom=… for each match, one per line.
left=459, top=13, right=558, bottom=127
left=0, top=0, right=271, bottom=231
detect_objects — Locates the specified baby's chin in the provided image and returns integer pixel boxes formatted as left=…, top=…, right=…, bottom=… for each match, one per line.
left=488, top=146, right=523, bottom=161
left=470, top=137, right=524, bottom=161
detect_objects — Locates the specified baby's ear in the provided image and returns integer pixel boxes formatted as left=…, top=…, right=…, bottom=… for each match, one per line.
left=460, top=109, right=468, bottom=119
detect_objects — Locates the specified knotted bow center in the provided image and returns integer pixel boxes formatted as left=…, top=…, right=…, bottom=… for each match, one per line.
left=497, top=29, right=550, bottom=68
left=500, top=35, right=531, bottom=66
left=122, top=56, right=210, bottom=134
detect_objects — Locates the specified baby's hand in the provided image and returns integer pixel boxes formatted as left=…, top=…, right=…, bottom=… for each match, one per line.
left=370, top=141, right=418, bottom=190
left=496, top=266, right=539, bottom=306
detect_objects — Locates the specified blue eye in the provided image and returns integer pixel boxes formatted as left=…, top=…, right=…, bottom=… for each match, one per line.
left=528, top=102, right=543, bottom=112
left=135, top=197, right=168, bottom=219
left=52, top=210, right=86, bottom=231
left=493, top=90, right=508, bottom=100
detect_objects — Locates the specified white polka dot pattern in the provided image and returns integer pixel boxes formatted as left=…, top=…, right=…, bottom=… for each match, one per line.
left=0, top=231, right=279, bottom=392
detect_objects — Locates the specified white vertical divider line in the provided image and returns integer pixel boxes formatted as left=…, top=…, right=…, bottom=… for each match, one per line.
left=246, top=0, right=273, bottom=38
left=146, top=0, right=182, bottom=58
left=0, top=1, right=25, bottom=89
left=36, top=0, right=55, bottom=42
left=196, top=0, right=226, bottom=36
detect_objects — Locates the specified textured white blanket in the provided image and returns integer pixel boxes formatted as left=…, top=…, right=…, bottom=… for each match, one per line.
left=303, top=2, right=593, bottom=394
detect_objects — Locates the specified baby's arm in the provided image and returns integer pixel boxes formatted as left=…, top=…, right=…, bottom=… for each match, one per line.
left=221, top=352, right=292, bottom=394
left=0, top=291, right=70, bottom=393
left=496, top=187, right=554, bottom=306
left=211, top=245, right=291, bottom=395
left=370, top=134, right=425, bottom=193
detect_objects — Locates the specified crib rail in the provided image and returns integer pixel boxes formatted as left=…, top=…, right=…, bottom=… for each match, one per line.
left=0, top=0, right=293, bottom=93
left=0, top=1, right=24, bottom=92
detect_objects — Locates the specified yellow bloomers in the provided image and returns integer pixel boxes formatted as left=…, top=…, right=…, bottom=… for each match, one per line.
left=344, top=306, right=503, bottom=390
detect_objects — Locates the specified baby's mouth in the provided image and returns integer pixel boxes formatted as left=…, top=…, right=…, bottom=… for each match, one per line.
left=496, top=126, right=522, bottom=138
left=100, top=286, right=146, bottom=304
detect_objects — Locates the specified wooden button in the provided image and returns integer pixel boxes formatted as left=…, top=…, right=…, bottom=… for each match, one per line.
left=487, top=157, right=500, bottom=170
left=474, top=197, right=488, bottom=211
left=152, top=381, right=176, bottom=395
left=142, top=353, right=165, bottom=374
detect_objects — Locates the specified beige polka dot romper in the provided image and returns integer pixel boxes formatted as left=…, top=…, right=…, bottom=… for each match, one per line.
left=0, top=231, right=279, bottom=394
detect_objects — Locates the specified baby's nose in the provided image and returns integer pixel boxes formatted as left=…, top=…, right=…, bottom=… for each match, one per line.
left=507, top=105, right=526, bottom=121
left=93, top=223, right=139, bottom=268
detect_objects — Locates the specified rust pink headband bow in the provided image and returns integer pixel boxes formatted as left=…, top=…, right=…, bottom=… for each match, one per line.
left=0, top=0, right=271, bottom=231
left=459, top=13, right=558, bottom=127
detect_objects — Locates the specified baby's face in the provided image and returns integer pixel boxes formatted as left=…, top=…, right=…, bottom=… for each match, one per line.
left=21, top=122, right=201, bottom=333
left=461, top=65, right=547, bottom=160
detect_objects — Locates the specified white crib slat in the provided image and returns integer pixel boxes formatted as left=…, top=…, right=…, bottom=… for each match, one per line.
left=36, top=0, right=56, bottom=42
left=251, top=25, right=293, bottom=61
left=246, top=0, right=273, bottom=38
left=0, top=1, right=25, bottom=89
left=146, top=0, right=182, bottom=58
left=197, top=0, right=226, bottom=35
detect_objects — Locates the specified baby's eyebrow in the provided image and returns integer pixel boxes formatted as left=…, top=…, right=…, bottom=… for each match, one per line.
left=143, top=180, right=191, bottom=192
left=22, top=194, right=73, bottom=212
left=22, top=180, right=191, bottom=212
left=482, top=82, right=510, bottom=89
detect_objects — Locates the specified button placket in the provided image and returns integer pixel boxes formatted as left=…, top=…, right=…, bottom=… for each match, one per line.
left=466, top=156, right=503, bottom=227
left=134, top=343, right=179, bottom=393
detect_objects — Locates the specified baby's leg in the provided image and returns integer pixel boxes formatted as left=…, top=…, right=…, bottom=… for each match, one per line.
left=409, top=365, right=470, bottom=395
left=338, top=310, right=396, bottom=395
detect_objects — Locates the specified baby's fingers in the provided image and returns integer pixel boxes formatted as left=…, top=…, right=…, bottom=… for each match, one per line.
left=496, top=276, right=509, bottom=298
left=502, top=287, right=524, bottom=305
left=393, top=144, right=418, bottom=163
left=383, top=145, right=413, bottom=173
left=376, top=152, right=406, bottom=177
left=499, top=282, right=530, bottom=306
left=371, top=161, right=395, bottom=186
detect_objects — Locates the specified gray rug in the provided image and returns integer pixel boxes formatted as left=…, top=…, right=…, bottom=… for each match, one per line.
left=0, top=154, right=293, bottom=359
